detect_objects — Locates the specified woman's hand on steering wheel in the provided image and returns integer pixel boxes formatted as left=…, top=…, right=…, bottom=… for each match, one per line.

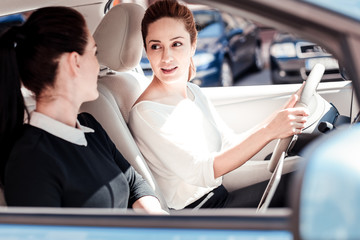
left=263, top=84, right=309, bottom=140
left=267, top=106, right=309, bottom=139
left=283, top=81, right=305, bottom=109
left=267, top=63, right=325, bottom=172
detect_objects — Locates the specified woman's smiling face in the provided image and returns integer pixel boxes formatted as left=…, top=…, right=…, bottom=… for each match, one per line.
left=145, top=17, right=196, bottom=84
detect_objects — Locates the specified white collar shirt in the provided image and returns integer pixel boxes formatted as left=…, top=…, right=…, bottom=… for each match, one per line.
left=28, top=111, right=94, bottom=146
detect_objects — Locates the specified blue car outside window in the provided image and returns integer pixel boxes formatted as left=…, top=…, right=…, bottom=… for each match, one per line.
left=193, top=11, right=223, bottom=38
left=198, top=22, right=222, bottom=38
left=0, top=14, right=25, bottom=23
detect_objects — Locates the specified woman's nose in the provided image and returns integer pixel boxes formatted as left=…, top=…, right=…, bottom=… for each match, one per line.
left=162, top=48, right=173, bottom=63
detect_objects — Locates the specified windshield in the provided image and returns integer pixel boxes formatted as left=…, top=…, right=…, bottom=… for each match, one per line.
left=303, top=0, right=360, bottom=21
left=193, top=11, right=222, bottom=38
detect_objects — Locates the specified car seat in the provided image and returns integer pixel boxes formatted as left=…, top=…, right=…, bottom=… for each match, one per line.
left=79, top=3, right=168, bottom=211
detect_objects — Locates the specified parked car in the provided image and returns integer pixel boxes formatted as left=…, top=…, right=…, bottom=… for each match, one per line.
left=269, top=32, right=344, bottom=84
left=0, top=14, right=25, bottom=34
left=141, top=5, right=264, bottom=87
left=0, top=0, right=360, bottom=239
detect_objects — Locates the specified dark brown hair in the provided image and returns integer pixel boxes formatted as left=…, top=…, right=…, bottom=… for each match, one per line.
left=0, top=7, right=88, bottom=184
left=141, top=0, right=197, bottom=81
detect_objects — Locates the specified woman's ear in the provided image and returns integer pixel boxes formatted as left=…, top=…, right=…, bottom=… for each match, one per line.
left=56, top=52, right=77, bottom=79
left=67, top=51, right=81, bottom=77
left=191, top=39, right=197, bottom=57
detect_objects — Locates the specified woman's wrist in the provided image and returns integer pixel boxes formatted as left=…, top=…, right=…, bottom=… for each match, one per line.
left=257, top=123, right=275, bottom=144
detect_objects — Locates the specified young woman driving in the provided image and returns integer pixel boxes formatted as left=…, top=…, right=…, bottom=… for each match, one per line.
left=129, top=0, right=308, bottom=210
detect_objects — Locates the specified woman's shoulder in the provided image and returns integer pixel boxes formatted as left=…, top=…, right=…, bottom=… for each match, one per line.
left=187, top=82, right=201, bottom=92
left=16, top=125, right=48, bottom=148
left=77, top=112, right=110, bottom=140
left=77, top=112, right=98, bottom=127
left=132, top=82, right=160, bottom=107
left=9, top=125, right=56, bottom=165
left=187, top=82, right=209, bottom=104
left=129, top=100, right=171, bottom=127
left=187, top=82, right=206, bottom=98
left=77, top=112, right=107, bottom=133
left=132, top=99, right=173, bottom=111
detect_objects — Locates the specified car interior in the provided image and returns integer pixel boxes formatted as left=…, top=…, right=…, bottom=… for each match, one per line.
left=79, top=2, right=295, bottom=211
left=1, top=0, right=358, bottom=208
left=81, top=2, right=307, bottom=211
left=101, top=0, right=357, bottom=210
left=1, top=0, right=360, bottom=238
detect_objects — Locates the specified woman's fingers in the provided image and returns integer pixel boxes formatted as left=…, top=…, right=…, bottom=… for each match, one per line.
left=287, top=107, right=309, bottom=117
left=268, top=104, right=309, bottom=139
left=291, top=121, right=306, bottom=129
left=283, top=82, right=306, bottom=109
left=284, top=92, right=299, bottom=109
left=288, top=114, right=308, bottom=124
left=278, top=107, right=309, bottom=137
left=288, top=108, right=309, bottom=134
left=295, top=81, right=306, bottom=96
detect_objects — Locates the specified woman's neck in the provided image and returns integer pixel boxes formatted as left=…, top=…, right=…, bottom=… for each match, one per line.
left=150, top=77, right=190, bottom=104
left=35, top=94, right=80, bottom=128
left=154, top=75, right=188, bottom=96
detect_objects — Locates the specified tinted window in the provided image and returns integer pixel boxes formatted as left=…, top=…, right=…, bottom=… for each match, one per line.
left=303, top=0, right=360, bottom=21
left=193, top=11, right=222, bottom=38
left=221, top=12, right=238, bottom=34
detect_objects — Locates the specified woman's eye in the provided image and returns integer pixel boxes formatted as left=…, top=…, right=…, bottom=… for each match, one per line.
left=150, top=44, right=160, bottom=50
left=173, top=42, right=182, bottom=47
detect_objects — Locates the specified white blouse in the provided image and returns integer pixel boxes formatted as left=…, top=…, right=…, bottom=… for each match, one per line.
left=129, top=83, right=239, bottom=209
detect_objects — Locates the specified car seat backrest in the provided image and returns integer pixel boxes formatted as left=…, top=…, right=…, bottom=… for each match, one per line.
left=79, top=3, right=168, bottom=211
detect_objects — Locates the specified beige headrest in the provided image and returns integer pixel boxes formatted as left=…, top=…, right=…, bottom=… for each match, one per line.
left=93, top=3, right=145, bottom=72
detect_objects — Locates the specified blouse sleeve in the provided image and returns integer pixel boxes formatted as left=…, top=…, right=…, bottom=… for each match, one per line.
left=194, top=85, right=241, bottom=150
left=129, top=102, right=222, bottom=189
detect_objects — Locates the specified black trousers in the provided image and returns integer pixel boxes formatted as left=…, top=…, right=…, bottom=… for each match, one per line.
left=184, top=173, right=293, bottom=209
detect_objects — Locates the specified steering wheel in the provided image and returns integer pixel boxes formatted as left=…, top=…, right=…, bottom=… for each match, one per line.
left=268, top=63, right=325, bottom=172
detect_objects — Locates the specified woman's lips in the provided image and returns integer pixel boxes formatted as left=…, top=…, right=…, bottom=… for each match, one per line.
left=161, top=66, right=178, bottom=74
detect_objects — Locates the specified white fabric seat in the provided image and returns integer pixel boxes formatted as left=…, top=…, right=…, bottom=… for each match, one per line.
left=80, top=3, right=168, bottom=211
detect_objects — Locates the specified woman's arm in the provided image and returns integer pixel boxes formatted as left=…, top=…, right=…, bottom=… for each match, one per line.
left=110, top=136, right=165, bottom=212
left=213, top=86, right=308, bottom=178
left=132, top=195, right=168, bottom=214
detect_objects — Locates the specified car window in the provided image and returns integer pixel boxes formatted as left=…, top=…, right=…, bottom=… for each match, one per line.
left=221, top=12, right=238, bottom=34
left=269, top=31, right=345, bottom=84
left=189, top=6, right=347, bottom=88
left=193, top=10, right=222, bottom=38
left=234, top=16, right=249, bottom=30
left=303, top=0, right=360, bottom=21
